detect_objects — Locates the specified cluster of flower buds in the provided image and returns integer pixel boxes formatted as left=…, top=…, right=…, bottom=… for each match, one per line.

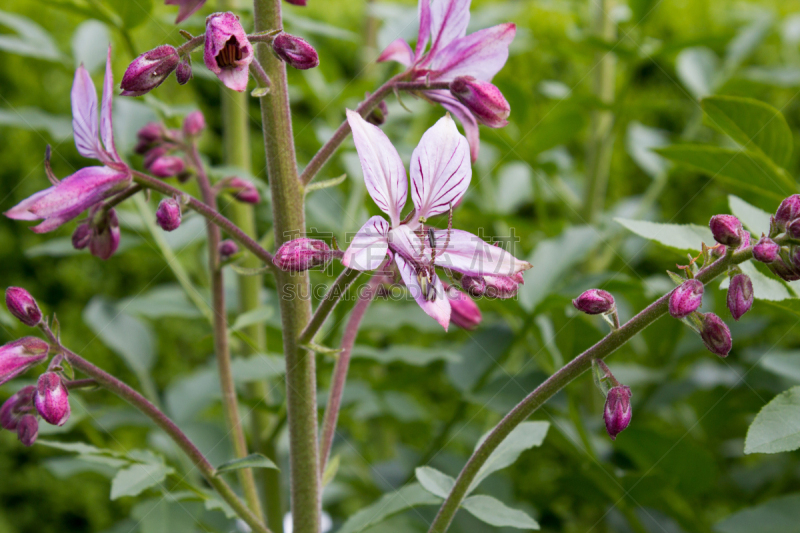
left=214, top=176, right=260, bottom=205
left=444, top=285, right=482, bottom=330
left=449, top=76, right=510, bottom=128
left=746, top=196, right=800, bottom=282
left=460, top=272, right=524, bottom=299
left=72, top=204, right=120, bottom=260
left=274, top=238, right=332, bottom=272
left=135, top=111, right=205, bottom=181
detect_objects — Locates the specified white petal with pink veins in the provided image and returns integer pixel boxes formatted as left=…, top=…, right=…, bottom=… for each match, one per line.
left=378, top=39, right=414, bottom=67
left=432, top=229, right=532, bottom=276
left=426, top=91, right=481, bottom=162
left=71, top=64, right=100, bottom=160
left=343, top=216, right=390, bottom=271
left=430, top=23, right=516, bottom=82
left=100, top=46, right=119, bottom=162
left=395, top=255, right=450, bottom=330
left=429, top=0, right=471, bottom=55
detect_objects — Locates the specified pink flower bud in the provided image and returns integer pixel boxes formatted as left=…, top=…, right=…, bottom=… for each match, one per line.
left=284, top=0, right=307, bottom=5
left=225, top=177, right=260, bottom=204
left=727, top=273, right=753, bottom=321
left=445, top=287, right=482, bottom=330
left=156, top=198, right=182, bottom=232
left=769, top=257, right=800, bottom=282
left=461, top=274, right=520, bottom=299
left=16, top=414, right=38, bottom=446
left=0, top=337, right=49, bottom=386
left=603, top=385, right=632, bottom=440
left=183, top=110, right=205, bottom=137
left=450, top=76, right=510, bottom=128
left=143, top=146, right=168, bottom=169
left=218, top=239, right=239, bottom=260
left=700, top=313, right=732, bottom=357
left=5, top=287, right=42, bottom=327
left=71, top=221, right=92, bottom=250
left=274, top=238, right=331, bottom=271
left=176, top=56, right=193, bottom=85
left=120, top=45, right=180, bottom=97
left=775, top=195, right=800, bottom=230
left=34, top=372, right=70, bottom=427
left=753, top=236, right=779, bottom=263
left=572, top=289, right=614, bottom=315
left=204, top=12, right=254, bottom=92
left=709, top=215, right=743, bottom=247
left=134, top=122, right=165, bottom=154
left=87, top=207, right=120, bottom=260
left=1, top=385, right=35, bottom=431
left=149, top=156, right=186, bottom=178
left=669, top=279, right=704, bottom=319
left=787, top=218, right=800, bottom=240
left=271, top=33, right=319, bottom=70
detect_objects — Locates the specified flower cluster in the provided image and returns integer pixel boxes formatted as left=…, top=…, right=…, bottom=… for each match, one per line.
left=134, top=111, right=207, bottom=180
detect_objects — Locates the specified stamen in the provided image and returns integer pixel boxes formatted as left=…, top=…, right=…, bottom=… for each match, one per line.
left=216, top=37, right=242, bottom=69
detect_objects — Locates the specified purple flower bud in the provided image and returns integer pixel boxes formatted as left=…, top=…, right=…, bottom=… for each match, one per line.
left=34, top=372, right=70, bottom=427
left=16, top=414, right=38, bottom=446
left=775, top=195, right=800, bottom=230
left=1, top=385, right=35, bottom=431
left=225, top=177, right=260, bottom=204
left=787, top=219, right=800, bottom=240
left=769, top=257, right=800, bottom=282
left=134, top=122, right=165, bottom=154
left=204, top=12, right=254, bottom=92
left=284, top=0, right=307, bottom=5
left=156, top=198, right=182, bottom=232
left=669, top=279, right=704, bottom=319
left=176, top=56, right=193, bottom=85
left=753, top=236, right=779, bottom=263
left=120, top=45, right=180, bottom=97
left=149, top=156, right=186, bottom=178
left=5, top=287, right=42, bottom=327
left=218, top=239, right=239, bottom=260
left=271, top=33, right=319, bottom=70
left=183, top=110, right=205, bottom=137
left=461, top=273, right=521, bottom=299
left=700, top=313, right=732, bottom=357
left=727, top=273, right=753, bottom=321
left=274, top=238, right=331, bottom=271
left=87, top=207, right=120, bottom=260
left=572, top=289, right=615, bottom=315
left=604, top=385, right=632, bottom=440
left=446, top=287, right=482, bottom=330
left=709, top=215, right=743, bottom=247
left=0, top=337, right=48, bottom=386
left=143, top=146, right=168, bottom=169
left=72, top=221, right=92, bottom=250
left=366, top=99, right=389, bottom=126
left=450, top=76, right=510, bottom=128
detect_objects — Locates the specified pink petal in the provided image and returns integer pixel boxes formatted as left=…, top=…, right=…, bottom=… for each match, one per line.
left=427, top=90, right=481, bottom=162
left=346, top=109, right=408, bottom=227
left=4, top=188, right=53, bottom=221
left=378, top=39, right=414, bottom=67
left=415, top=0, right=432, bottom=60
left=410, top=113, right=471, bottom=219
left=100, top=46, right=119, bottom=162
left=387, top=224, right=425, bottom=264
left=395, top=255, right=450, bottom=330
left=72, top=64, right=100, bottom=160
left=430, top=23, right=516, bottom=82
left=429, top=0, right=471, bottom=55
left=343, top=216, right=390, bottom=271
left=165, top=0, right=207, bottom=23
left=218, top=66, right=251, bottom=92
left=432, top=229, right=532, bottom=276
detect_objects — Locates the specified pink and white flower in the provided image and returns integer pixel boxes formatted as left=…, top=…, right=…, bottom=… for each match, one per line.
left=342, top=110, right=531, bottom=330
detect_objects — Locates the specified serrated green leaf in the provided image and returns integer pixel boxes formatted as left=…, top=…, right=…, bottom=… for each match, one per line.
left=469, top=421, right=550, bottom=492
left=615, top=218, right=713, bottom=252
left=37, top=440, right=123, bottom=457
left=337, top=483, right=442, bottom=533
left=110, top=462, right=173, bottom=500
left=230, top=306, right=273, bottom=332
left=714, top=493, right=800, bottom=533
left=462, top=495, right=539, bottom=530
left=728, top=195, right=772, bottom=233
left=415, top=466, right=455, bottom=499
left=216, top=454, right=279, bottom=474
left=745, top=386, right=800, bottom=454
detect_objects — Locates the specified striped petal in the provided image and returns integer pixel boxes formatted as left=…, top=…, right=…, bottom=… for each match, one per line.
left=100, top=46, right=119, bottom=162
left=343, top=216, right=390, bottom=271
left=429, top=0, right=471, bottom=55
left=431, top=229, right=532, bottom=276
left=72, top=64, right=100, bottom=159
left=426, top=90, right=481, bottom=162
left=395, top=254, right=450, bottom=330
left=378, top=38, right=414, bottom=67
left=430, top=23, right=516, bottom=82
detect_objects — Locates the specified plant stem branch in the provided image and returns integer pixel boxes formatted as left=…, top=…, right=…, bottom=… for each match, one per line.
left=427, top=246, right=753, bottom=533
left=298, top=268, right=361, bottom=345
left=394, top=81, right=451, bottom=91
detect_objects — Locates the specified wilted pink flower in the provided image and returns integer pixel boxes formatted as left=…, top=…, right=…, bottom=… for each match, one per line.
left=165, top=0, right=206, bottom=23
left=603, top=385, right=632, bottom=440
left=775, top=194, right=800, bottom=230
left=72, top=205, right=120, bottom=260
left=753, top=236, right=779, bottom=263
left=700, top=313, right=732, bottom=357
left=16, top=414, right=38, bottom=447
left=176, top=56, right=193, bottom=85
left=5, top=287, right=42, bottom=327
left=727, top=273, right=753, bottom=321
left=572, top=289, right=614, bottom=315
left=709, top=214, right=743, bottom=247
left=149, top=155, right=186, bottom=178
left=34, top=372, right=70, bottom=427
left=445, top=286, right=481, bottom=330
left=183, top=110, right=205, bottom=137
left=0, top=337, right=49, bottom=386
left=461, top=273, right=523, bottom=299
left=5, top=48, right=131, bottom=233
left=271, top=33, right=319, bottom=70
left=449, top=76, right=509, bottom=128
left=274, top=238, right=331, bottom=271
left=1, top=385, right=35, bottom=431
left=223, top=177, right=260, bottom=204
left=219, top=239, right=239, bottom=260
left=379, top=0, right=516, bottom=161
left=669, top=279, right=704, bottom=319
left=341, top=111, right=531, bottom=329
left=156, top=198, right=182, bottom=232
left=120, top=45, right=180, bottom=97
left=204, top=12, right=254, bottom=92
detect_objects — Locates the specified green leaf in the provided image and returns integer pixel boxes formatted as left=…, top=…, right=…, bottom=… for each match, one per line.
left=656, top=145, right=795, bottom=200
left=322, top=454, right=339, bottom=487
left=415, top=466, right=455, bottom=499
left=745, top=386, right=800, bottom=454
left=615, top=218, right=713, bottom=252
left=625, top=121, right=671, bottom=178
left=469, top=421, right=550, bottom=492
left=37, top=440, right=122, bottom=457
left=702, top=96, right=792, bottom=168
left=71, top=19, right=110, bottom=73
left=714, top=493, right=800, bottom=533
left=0, top=10, right=63, bottom=61
left=230, top=306, right=274, bottom=332
left=110, top=462, right=173, bottom=500
left=119, top=285, right=203, bottom=319
left=336, top=483, right=442, bottom=533
left=462, top=495, right=539, bottom=530
left=216, top=454, right=278, bottom=474
left=305, top=173, right=347, bottom=194
left=758, top=351, right=800, bottom=383
left=0, top=107, right=72, bottom=141
left=351, top=345, right=460, bottom=366
left=106, top=0, right=153, bottom=28
left=728, top=195, right=771, bottom=233
left=675, top=47, right=718, bottom=98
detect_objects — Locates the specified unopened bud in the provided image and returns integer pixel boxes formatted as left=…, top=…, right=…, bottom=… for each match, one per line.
left=120, top=45, right=180, bottom=97
left=727, top=273, right=753, bottom=321
left=284, top=0, right=307, bottom=4
left=218, top=240, right=239, bottom=260
left=149, top=156, right=186, bottom=178
left=274, top=238, right=331, bottom=271
left=5, top=287, right=42, bottom=327
left=0, top=337, right=48, bottom=386
left=366, top=99, right=389, bottom=126
left=88, top=207, right=120, bottom=261
left=709, top=215, right=743, bottom=247
left=768, top=257, right=800, bottom=282
left=271, top=32, right=319, bottom=70
left=225, top=177, right=260, bottom=204
left=669, top=279, right=704, bottom=319
left=134, top=122, right=165, bottom=154
left=34, top=372, right=70, bottom=427
left=445, top=286, right=482, bottom=330
left=699, top=313, right=732, bottom=357
left=450, top=76, right=510, bottom=128
left=787, top=218, right=800, bottom=240
left=183, top=110, right=205, bottom=137
left=603, top=385, right=632, bottom=440
left=156, top=198, right=182, bottom=232
left=775, top=194, right=800, bottom=230
left=461, top=274, right=520, bottom=299
left=176, top=56, right=192, bottom=85
left=753, top=236, right=779, bottom=263
left=71, top=222, right=92, bottom=250
left=16, top=414, right=38, bottom=446
left=1, top=385, right=35, bottom=431
left=572, top=289, right=614, bottom=315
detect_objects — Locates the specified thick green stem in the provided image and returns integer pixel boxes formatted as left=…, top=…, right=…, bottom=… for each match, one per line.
left=428, top=247, right=753, bottom=532
left=254, top=1, right=320, bottom=532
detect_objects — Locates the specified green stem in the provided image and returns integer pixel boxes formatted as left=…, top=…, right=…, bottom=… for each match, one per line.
left=427, top=247, right=753, bottom=533
left=254, top=1, right=320, bottom=532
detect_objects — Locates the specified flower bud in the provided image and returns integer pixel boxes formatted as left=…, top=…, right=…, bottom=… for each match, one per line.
left=668, top=279, right=704, bottom=319
left=787, top=219, right=800, bottom=240
left=16, top=414, right=38, bottom=446
left=699, top=313, right=732, bottom=357
left=572, top=289, right=614, bottom=315
left=5, top=287, right=42, bottom=327
left=709, top=215, right=743, bottom=247
left=366, top=99, right=389, bottom=126
left=461, top=274, right=520, bottom=299
left=753, top=236, right=779, bottom=263
left=183, top=110, right=205, bottom=137
left=603, top=385, right=632, bottom=440
left=0, top=337, right=48, bottom=386
left=445, top=286, right=482, bottom=330
left=727, top=273, right=753, bottom=321
left=220, top=177, right=259, bottom=204
left=176, top=56, right=193, bottom=85
left=271, top=32, right=319, bottom=70
left=88, top=207, right=120, bottom=260
left=768, top=257, right=800, bottom=282
left=1, top=385, right=35, bottom=431
left=775, top=194, right=800, bottom=230
left=143, top=146, right=168, bottom=169
left=218, top=239, right=239, bottom=260
left=120, top=45, right=180, bottom=97
left=450, top=76, right=510, bottom=128
left=149, top=156, right=186, bottom=178
left=156, top=198, right=182, bottom=232
left=204, top=12, right=254, bottom=92
left=274, top=238, right=331, bottom=271
left=284, top=0, right=307, bottom=4
left=134, top=122, right=165, bottom=154
left=34, top=372, right=70, bottom=427
left=72, top=221, right=92, bottom=250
